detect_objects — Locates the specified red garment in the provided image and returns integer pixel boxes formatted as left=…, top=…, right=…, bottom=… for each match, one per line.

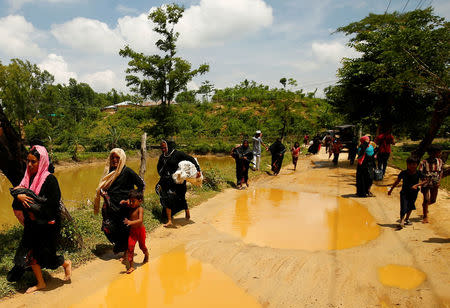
left=127, top=225, right=148, bottom=262
left=375, top=134, right=395, bottom=153
left=291, top=146, right=301, bottom=157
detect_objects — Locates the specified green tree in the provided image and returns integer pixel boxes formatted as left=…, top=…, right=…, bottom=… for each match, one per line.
left=197, top=80, right=215, bottom=102
left=176, top=90, right=197, bottom=104
left=331, top=8, right=449, bottom=158
left=0, top=59, right=54, bottom=135
left=119, top=4, right=209, bottom=105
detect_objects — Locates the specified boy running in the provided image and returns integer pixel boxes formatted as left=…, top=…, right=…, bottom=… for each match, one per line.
left=388, top=157, right=426, bottom=229
left=121, top=189, right=149, bottom=273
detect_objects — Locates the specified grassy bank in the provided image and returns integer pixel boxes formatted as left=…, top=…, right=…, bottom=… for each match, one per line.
left=0, top=151, right=288, bottom=298
left=390, top=141, right=449, bottom=191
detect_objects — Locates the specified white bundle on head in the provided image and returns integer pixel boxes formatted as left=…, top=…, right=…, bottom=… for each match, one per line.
left=172, top=159, right=203, bottom=186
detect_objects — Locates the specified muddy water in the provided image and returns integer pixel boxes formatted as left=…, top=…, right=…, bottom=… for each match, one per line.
left=378, top=264, right=426, bottom=289
left=213, top=188, right=380, bottom=250
left=72, top=246, right=261, bottom=308
left=0, top=156, right=234, bottom=229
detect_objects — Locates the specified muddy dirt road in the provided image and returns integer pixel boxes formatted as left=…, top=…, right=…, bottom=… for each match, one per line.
left=1, top=151, right=449, bottom=307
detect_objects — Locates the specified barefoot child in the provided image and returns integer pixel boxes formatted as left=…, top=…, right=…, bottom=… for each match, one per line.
left=388, top=157, right=426, bottom=229
left=418, top=145, right=443, bottom=223
left=121, top=189, right=149, bottom=273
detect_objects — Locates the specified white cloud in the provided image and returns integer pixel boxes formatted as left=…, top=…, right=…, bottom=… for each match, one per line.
left=51, top=0, right=273, bottom=54
left=178, top=0, right=273, bottom=47
left=51, top=17, right=125, bottom=54
left=311, top=40, right=359, bottom=64
left=81, top=70, right=124, bottom=93
left=0, top=15, right=45, bottom=58
left=116, top=13, right=159, bottom=53
left=38, top=54, right=77, bottom=84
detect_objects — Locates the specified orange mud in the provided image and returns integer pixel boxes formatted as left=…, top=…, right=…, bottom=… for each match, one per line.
left=72, top=246, right=260, bottom=308
left=213, top=188, right=380, bottom=250
left=1, top=149, right=449, bottom=308
left=378, top=264, right=426, bottom=290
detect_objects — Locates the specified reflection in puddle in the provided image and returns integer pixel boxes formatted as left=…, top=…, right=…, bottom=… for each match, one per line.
left=72, top=246, right=261, bottom=308
left=378, top=265, right=426, bottom=289
left=214, top=188, right=380, bottom=250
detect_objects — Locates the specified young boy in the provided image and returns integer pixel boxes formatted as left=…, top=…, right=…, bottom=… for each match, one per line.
left=418, top=145, right=443, bottom=223
left=388, top=157, right=426, bottom=229
left=121, top=189, right=149, bottom=273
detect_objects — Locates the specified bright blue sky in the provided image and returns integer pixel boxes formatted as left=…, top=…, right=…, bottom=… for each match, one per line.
left=0, top=0, right=448, bottom=96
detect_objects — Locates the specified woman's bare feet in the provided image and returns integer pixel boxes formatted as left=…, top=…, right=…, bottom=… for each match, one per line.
left=422, top=217, right=429, bottom=223
left=126, top=266, right=135, bottom=274
left=26, top=283, right=46, bottom=294
left=163, top=222, right=174, bottom=228
left=63, top=260, right=72, bottom=281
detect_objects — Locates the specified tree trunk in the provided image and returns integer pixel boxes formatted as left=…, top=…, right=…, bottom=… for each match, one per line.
left=0, top=107, right=27, bottom=186
left=139, top=133, right=147, bottom=178
left=412, top=92, right=449, bottom=160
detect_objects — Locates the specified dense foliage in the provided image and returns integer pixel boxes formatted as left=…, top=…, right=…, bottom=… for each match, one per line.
left=326, top=8, right=449, bottom=157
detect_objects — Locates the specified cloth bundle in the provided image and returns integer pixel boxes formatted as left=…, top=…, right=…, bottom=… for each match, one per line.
left=172, top=160, right=203, bottom=186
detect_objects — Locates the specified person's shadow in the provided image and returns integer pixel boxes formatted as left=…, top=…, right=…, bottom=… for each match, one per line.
left=172, top=218, right=195, bottom=227
left=423, top=238, right=450, bottom=244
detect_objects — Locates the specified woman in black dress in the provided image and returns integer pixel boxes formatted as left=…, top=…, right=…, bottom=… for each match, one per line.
left=11, top=145, right=72, bottom=293
left=269, top=138, right=286, bottom=175
left=157, top=140, right=201, bottom=227
left=231, top=139, right=254, bottom=189
left=95, top=148, right=145, bottom=254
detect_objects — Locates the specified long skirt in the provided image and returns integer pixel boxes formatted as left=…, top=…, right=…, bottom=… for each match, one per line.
left=102, top=204, right=130, bottom=253
left=235, top=159, right=250, bottom=185
left=356, top=161, right=374, bottom=197
left=272, top=154, right=284, bottom=174
left=159, top=179, right=188, bottom=217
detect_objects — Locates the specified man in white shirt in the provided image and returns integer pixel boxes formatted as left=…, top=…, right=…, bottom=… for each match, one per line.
left=252, top=130, right=268, bottom=170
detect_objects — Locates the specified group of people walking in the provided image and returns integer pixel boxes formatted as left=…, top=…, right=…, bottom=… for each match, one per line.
left=8, top=139, right=201, bottom=291
left=7, top=128, right=445, bottom=294
left=231, top=131, right=296, bottom=189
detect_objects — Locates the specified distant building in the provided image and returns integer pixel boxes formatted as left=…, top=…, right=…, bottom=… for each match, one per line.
left=101, top=100, right=177, bottom=114
left=101, top=101, right=139, bottom=113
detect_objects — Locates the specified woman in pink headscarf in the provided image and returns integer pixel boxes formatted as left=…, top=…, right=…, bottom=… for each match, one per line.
left=11, top=145, right=71, bottom=293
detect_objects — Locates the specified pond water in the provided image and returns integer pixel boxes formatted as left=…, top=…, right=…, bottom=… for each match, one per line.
left=0, top=156, right=234, bottom=229
left=378, top=264, right=426, bottom=289
left=213, top=188, right=380, bottom=250
left=71, top=245, right=261, bottom=308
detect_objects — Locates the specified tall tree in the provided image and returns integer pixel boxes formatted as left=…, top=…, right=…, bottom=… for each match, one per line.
left=197, top=80, right=215, bottom=102
left=0, top=59, right=54, bottom=135
left=329, top=8, right=449, bottom=158
left=119, top=4, right=209, bottom=106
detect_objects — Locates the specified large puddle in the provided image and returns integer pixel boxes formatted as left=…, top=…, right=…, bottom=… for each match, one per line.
left=213, top=188, right=380, bottom=250
left=0, top=156, right=234, bottom=229
left=378, top=264, right=426, bottom=289
left=72, top=246, right=261, bottom=308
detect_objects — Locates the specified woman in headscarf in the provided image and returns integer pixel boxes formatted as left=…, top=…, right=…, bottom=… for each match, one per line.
left=95, top=148, right=145, bottom=255
left=356, top=136, right=375, bottom=197
left=231, top=139, right=254, bottom=189
left=157, top=140, right=201, bottom=227
left=10, top=145, right=72, bottom=293
left=269, top=138, right=286, bottom=175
